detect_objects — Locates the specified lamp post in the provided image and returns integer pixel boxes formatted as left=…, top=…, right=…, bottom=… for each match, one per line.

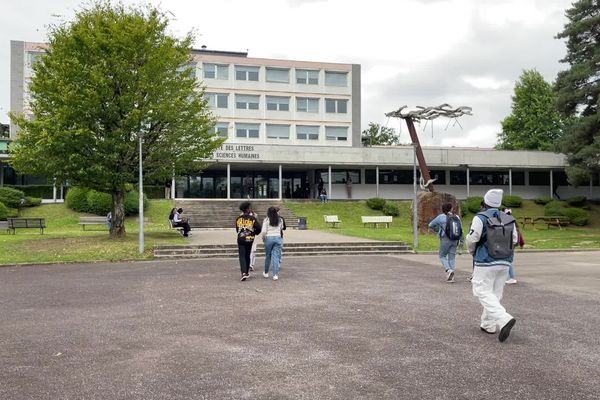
left=138, top=132, right=144, bottom=254
left=412, top=143, right=419, bottom=249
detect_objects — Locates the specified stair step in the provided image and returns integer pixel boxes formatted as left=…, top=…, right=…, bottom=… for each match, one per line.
left=154, top=249, right=412, bottom=259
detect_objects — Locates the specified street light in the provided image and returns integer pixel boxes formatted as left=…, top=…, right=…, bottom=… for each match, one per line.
left=412, top=143, right=419, bottom=249
left=138, top=131, right=144, bottom=254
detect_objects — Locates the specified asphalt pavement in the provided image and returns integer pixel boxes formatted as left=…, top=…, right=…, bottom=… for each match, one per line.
left=1, top=251, right=599, bottom=399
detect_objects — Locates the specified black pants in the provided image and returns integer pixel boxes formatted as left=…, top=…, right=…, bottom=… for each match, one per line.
left=174, top=221, right=191, bottom=236
left=238, top=243, right=253, bottom=275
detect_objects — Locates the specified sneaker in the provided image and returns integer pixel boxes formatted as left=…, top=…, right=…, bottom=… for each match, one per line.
left=506, top=278, right=517, bottom=284
left=499, top=318, right=516, bottom=342
left=273, top=275, right=279, bottom=281
left=249, top=266, right=254, bottom=272
left=241, top=274, right=248, bottom=281
left=480, top=327, right=496, bottom=334
left=446, top=270, right=455, bottom=283
left=262, top=272, right=269, bottom=278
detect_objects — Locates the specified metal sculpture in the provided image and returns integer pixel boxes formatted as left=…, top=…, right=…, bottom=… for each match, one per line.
left=385, top=104, right=472, bottom=192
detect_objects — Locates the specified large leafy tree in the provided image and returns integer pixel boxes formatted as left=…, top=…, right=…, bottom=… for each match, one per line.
left=555, top=0, right=600, bottom=186
left=496, top=69, right=566, bottom=151
left=361, top=122, right=399, bottom=146
left=10, top=2, right=222, bottom=236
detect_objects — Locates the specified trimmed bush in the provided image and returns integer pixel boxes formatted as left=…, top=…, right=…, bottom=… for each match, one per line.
left=0, top=201, right=11, bottom=220
left=534, top=196, right=553, bottom=205
left=6, top=185, right=54, bottom=199
left=383, top=202, right=400, bottom=217
left=563, top=208, right=589, bottom=226
left=366, top=197, right=386, bottom=210
left=545, top=200, right=567, bottom=210
left=459, top=201, right=468, bottom=217
left=0, top=187, right=26, bottom=208
left=502, top=195, right=523, bottom=208
left=566, top=196, right=587, bottom=207
left=66, top=187, right=91, bottom=212
left=544, top=207, right=566, bottom=217
left=465, top=196, right=484, bottom=213
left=86, top=191, right=112, bottom=215
left=23, top=196, right=42, bottom=207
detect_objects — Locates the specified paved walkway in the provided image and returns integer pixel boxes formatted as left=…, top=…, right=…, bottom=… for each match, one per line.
left=185, top=228, right=377, bottom=245
left=1, top=251, right=599, bottom=399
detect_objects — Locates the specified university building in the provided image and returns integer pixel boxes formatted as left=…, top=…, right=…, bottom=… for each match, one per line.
left=4, top=40, right=600, bottom=200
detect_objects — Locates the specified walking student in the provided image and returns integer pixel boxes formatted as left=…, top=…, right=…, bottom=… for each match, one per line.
left=428, top=202, right=463, bottom=283
left=467, top=189, right=518, bottom=342
left=235, top=202, right=261, bottom=281
left=261, top=206, right=285, bottom=281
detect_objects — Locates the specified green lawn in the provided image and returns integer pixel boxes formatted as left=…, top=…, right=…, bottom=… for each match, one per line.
left=0, top=200, right=185, bottom=265
left=285, top=200, right=600, bottom=252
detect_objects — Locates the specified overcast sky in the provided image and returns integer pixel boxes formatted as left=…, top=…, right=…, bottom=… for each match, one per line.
left=1, top=0, right=573, bottom=147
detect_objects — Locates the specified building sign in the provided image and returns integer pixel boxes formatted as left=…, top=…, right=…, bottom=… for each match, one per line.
left=214, top=144, right=261, bottom=160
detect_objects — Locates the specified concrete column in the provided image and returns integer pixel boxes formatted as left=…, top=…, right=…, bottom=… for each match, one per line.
left=278, top=164, right=282, bottom=200
left=466, top=167, right=470, bottom=198
left=52, top=179, right=57, bottom=202
left=509, top=168, right=512, bottom=195
left=375, top=166, right=379, bottom=197
left=550, top=170, right=554, bottom=198
left=60, top=185, right=64, bottom=200
left=171, top=176, right=176, bottom=199
left=328, top=165, right=332, bottom=200
left=227, top=163, right=231, bottom=200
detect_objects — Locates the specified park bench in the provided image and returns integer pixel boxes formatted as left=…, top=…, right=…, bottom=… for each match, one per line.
left=7, top=217, right=46, bottom=234
left=79, top=216, right=109, bottom=230
left=361, top=216, right=393, bottom=228
left=324, top=215, right=342, bottom=228
left=0, top=220, right=8, bottom=233
left=169, top=219, right=185, bottom=234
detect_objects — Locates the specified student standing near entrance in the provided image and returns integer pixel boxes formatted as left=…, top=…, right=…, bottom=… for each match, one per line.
left=261, top=206, right=285, bottom=281
left=428, top=203, right=463, bottom=283
left=235, top=202, right=261, bottom=281
left=467, top=189, right=518, bottom=342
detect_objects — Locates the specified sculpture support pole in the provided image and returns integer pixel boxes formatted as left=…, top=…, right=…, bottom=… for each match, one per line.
left=405, top=118, right=434, bottom=192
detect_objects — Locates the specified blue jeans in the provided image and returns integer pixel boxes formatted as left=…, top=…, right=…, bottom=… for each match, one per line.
left=508, top=264, right=516, bottom=279
left=264, top=236, right=283, bottom=276
left=439, top=236, right=458, bottom=272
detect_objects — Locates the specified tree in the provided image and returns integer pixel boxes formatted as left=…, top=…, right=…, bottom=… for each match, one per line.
left=361, top=123, right=399, bottom=146
left=554, top=0, right=600, bottom=186
left=10, top=2, right=222, bottom=237
left=496, top=69, right=566, bottom=151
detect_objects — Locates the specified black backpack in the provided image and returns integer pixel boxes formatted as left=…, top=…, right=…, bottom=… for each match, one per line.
left=444, top=213, right=463, bottom=241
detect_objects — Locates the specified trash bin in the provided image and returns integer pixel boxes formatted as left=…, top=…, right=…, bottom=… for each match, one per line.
left=297, top=217, right=307, bottom=230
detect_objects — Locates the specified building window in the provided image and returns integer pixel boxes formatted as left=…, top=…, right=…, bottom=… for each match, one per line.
left=236, top=123, right=260, bottom=138
left=235, top=94, right=260, bottom=110
left=296, top=69, right=319, bottom=85
left=266, top=67, right=289, bottom=83
left=325, top=71, right=348, bottom=87
left=316, top=169, right=361, bottom=184
left=266, top=124, right=290, bottom=140
left=205, top=93, right=228, bottom=109
left=214, top=122, right=229, bottom=138
left=296, top=97, right=319, bottom=112
left=379, top=170, right=413, bottom=184
left=553, top=171, right=569, bottom=186
left=235, top=65, right=259, bottom=81
left=470, top=171, right=510, bottom=185
left=512, top=171, right=525, bottom=185
left=266, top=96, right=290, bottom=111
left=450, top=171, right=467, bottom=185
left=325, top=98, right=348, bottom=113
left=325, top=126, right=348, bottom=141
left=203, top=63, right=229, bottom=80
left=296, top=125, right=319, bottom=140
left=27, top=52, right=43, bottom=67
left=529, top=171, right=550, bottom=185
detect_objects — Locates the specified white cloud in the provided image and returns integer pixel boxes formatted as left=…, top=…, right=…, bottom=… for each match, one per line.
left=462, top=75, right=511, bottom=90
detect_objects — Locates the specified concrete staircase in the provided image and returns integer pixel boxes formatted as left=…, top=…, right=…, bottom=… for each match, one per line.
left=154, top=241, right=412, bottom=259
left=175, top=200, right=298, bottom=229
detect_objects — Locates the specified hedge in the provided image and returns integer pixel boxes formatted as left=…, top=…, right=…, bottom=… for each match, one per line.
left=23, top=196, right=42, bottom=207
left=383, top=202, right=400, bottom=217
left=66, top=187, right=148, bottom=215
left=0, top=187, right=26, bottom=208
left=366, top=197, right=386, bottom=210
left=465, top=196, right=484, bottom=213
left=6, top=185, right=54, bottom=198
left=534, top=196, right=553, bottom=205
left=502, top=195, right=522, bottom=208
left=459, top=201, right=468, bottom=217
left=563, top=207, right=589, bottom=226
left=566, top=196, right=587, bottom=207
left=0, top=201, right=11, bottom=220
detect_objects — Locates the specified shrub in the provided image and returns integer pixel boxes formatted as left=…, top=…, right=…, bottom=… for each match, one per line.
left=86, top=190, right=112, bottom=215
left=563, top=207, right=589, bottom=226
left=0, top=201, right=10, bottom=220
left=366, top=197, right=386, bottom=210
left=6, top=185, right=54, bottom=198
left=124, top=191, right=148, bottom=215
left=65, top=187, right=90, bottom=212
left=382, top=202, right=400, bottom=217
left=465, top=196, right=484, bottom=213
left=0, top=187, right=26, bottom=208
left=459, top=201, right=468, bottom=217
left=544, top=207, right=566, bottom=217
left=566, top=196, right=587, bottom=207
left=22, top=196, right=42, bottom=207
left=502, top=195, right=522, bottom=208
left=545, top=200, right=567, bottom=210
left=534, top=196, right=552, bottom=205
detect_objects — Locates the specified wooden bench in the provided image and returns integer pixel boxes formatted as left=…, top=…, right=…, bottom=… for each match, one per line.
left=324, top=215, right=342, bottom=228
left=361, top=216, right=393, bottom=228
left=0, top=220, right=8, bottom=233
left=541, top=216, right=570, bottom=229
left=79, top=216, right=109, bottom=230
left=7, top=217, right=46, bottom=234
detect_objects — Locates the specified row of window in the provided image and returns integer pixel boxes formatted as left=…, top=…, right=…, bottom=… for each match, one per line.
left=205, top=93, right=349, bottom=114
left=363, top=170, right=570, bottom=186
left=201, top=63, right=348, bottom=86
left=212, top=123, right=349, bottom=141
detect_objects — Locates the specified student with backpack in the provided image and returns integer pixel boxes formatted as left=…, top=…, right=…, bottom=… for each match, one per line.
left=235, top=202, right=261, bottom=281
left=428, top=202, right=463, bottom=283
left=467, top=189, right=518, bottom=342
